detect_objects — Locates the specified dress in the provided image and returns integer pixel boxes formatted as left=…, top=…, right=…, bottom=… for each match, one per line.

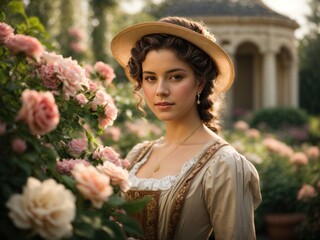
left=124, top=137, right=262, bottom=240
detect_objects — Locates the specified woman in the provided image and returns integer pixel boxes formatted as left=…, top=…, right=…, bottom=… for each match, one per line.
left=111, top=16, right=261, bottom=240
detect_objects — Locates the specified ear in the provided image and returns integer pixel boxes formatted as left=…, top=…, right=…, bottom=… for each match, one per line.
left=197, top=77, right=205, bottom=93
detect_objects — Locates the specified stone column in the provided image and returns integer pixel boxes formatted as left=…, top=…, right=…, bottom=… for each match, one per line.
left=262, top=50, right=277, bottom=108
left=290, top=58, right=299, bottom=107
left=222, top=50, right=235, bottom=127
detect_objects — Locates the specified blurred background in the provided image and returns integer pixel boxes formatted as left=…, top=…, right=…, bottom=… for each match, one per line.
left=1, top=0, right=320, bottom=239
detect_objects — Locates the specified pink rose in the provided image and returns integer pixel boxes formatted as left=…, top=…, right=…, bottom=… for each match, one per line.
left=6, top=34, right=44, bottom=62
left=37, top=64, right=60, bottom=90
left=125, top=121, right=149, bottom=138
left=68, top=28, right=85, bottom=40
left=98, top=101, right=118, bottom=129
left=90, top=89, right=114, bottom=111
left=56, top=159, right=90, bottom=175
left=263, top=137, right=294, bottom=157
left=41, top=52, right=89, bottom=99
left=72, top=164, right=113, bottom=208
left=297, top=184, right=317, bottom=201
left=15, top=89, right=59, bottom=135
left=0, top=22, right=14, bottom=44
left=93, top=61, right=116, bottom=85
left=54, top=57, right=89, bottom=99
left=306, top=146, right=320, bottom=160
left=0, top=121, right=6, bottom=135
left=246, top=128, right=261, bottom=139
left=11, top=138, right=27, bottom=154
left=84, top=64, right=93, bottom=78
left=93, top=146, right=121, bottom=166
left=97, top=161, right=130, bottom=192
left=41, top=51, right=64, bottom=64
left=233, top=120, right=249, bottom=131
left=75, top=93, right=88, bottom=106
left=88, top=80, right=97, bottom=92
left=290, top=152, right=308, bottom=166
left=70, top=42, right=86, bottom=53
left=104, top=126, right=121, bottom=142
left=67, top=138, right=87, bottom=158
left=121, top=159, right=131, bottom=169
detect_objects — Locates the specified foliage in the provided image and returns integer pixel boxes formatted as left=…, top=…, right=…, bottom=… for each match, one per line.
left=250, top=106, right=308, bottom=130
left=249, top=107, right=310, bottom=145
left=298, top=0, right=320, bottom=115
left=90, top=0, right=117, bottom=62
left=0, top=2, right=149, bottom=239
left=299, top=33, right=320, bottom=115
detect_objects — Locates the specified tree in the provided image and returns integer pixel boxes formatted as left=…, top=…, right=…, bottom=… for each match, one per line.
left=25, top=0, right=60, bottom=37
left=90, top=0, right=116, bottom=62
left=299, top=0, right=320, bottom=114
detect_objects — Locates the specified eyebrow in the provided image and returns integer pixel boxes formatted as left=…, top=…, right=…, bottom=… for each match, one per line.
left=142, top=68, right=187, bottom=75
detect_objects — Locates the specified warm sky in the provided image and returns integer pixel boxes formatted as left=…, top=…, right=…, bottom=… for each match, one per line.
left=121, top=0, right=311, bottom=39
left=261, top=0, right=311, bottom=38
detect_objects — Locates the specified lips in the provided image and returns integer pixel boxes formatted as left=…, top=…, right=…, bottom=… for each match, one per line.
left=155, top=102, right=174, bottom=106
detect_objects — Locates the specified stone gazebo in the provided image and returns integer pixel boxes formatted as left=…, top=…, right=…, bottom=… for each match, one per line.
left=164, top=0, right=300, bottom=117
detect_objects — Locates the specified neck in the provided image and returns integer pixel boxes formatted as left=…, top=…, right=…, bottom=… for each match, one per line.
left=162, top=120, right=203, bottom=145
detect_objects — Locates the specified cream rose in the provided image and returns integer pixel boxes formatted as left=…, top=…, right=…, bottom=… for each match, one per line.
left=97, top=161, right=131, bottom=192
left=15, top=89, right=59, bottom=135
left=72, top=164, right=113, bottom=208
left=6, top=177, right=76, bottom=240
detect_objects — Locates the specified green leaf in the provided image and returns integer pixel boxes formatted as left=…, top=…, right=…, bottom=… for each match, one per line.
left=7, top=1, right=27, bottom=20
left=74, top=221, right=96, bottom=239
left=107, top=194, right=125, bottom=207
left=100, top=220, right=126, bottom=239
left=27, top=16, right=46, bottom=33
left=60, top=175, right=76, bottom=190
left=120, top=195, right=152, bottom=214
left=0, top=11, right=5, bottom=22
left=116, top=214, right=144, bottom=237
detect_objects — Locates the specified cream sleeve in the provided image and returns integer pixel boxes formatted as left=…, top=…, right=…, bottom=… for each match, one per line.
left=202, top=146, right=262, bottom=240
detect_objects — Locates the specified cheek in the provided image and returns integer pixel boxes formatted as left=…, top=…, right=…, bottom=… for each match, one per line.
left=175, top=82, right=197, bottom=98
left=142, top=85, right=155, bottom=102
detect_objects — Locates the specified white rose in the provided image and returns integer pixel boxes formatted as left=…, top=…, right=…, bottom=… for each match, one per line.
left=6, top=177, right=76, bottom=240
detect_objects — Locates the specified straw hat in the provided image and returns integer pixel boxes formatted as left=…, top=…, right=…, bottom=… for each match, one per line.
left=111, top=21, right=235, bottom=93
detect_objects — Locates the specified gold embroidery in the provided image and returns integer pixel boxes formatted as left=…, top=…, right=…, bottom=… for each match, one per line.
left=124, top=190, right=161, bottom=240
left=167, top=139, right=228, bottom=239
left=129, top=141, right=155, bottom=171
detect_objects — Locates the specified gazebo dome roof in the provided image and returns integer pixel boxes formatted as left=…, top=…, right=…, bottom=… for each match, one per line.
left=164, top=0, right=297, bottom=25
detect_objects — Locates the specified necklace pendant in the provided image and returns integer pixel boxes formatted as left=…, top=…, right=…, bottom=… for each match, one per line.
left=153, top=163, right=160, bottom=172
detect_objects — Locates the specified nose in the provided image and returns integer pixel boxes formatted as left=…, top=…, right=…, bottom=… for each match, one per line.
left=156, top=79, right=169, bottom=96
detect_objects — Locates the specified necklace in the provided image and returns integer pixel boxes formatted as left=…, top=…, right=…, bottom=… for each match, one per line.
left=153, top=123, right=202, bottom=172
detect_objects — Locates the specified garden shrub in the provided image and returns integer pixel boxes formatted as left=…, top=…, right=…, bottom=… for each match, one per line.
left=250, top=107, right=308, bottom=130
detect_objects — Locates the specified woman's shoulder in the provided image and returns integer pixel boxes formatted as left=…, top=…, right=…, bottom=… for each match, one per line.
left=205, top=142, right=259, bottom=178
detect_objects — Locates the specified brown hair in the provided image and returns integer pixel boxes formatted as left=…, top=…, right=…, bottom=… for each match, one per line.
left=127, top=16, right=224, bottom=133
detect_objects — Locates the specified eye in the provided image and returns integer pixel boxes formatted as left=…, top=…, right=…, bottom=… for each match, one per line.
left=143, top=75, right=157, bottom=83
left=169, top=74, right=183, bottom=81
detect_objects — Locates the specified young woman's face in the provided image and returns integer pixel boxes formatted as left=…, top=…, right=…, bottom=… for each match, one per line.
left=141, top=49, right=200, bottom=122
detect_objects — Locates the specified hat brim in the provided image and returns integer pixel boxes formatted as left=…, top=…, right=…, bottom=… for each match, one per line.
left=111, top=21, right=234, bottom=93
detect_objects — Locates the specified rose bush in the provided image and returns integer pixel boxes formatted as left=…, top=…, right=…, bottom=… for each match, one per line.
left=0, top=2, right=149, bottom=239
left=224, top=120, right=320, bottom=238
